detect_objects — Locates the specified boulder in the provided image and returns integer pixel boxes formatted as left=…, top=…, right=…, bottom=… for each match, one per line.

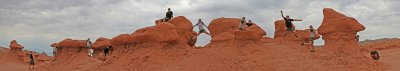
left=317, top=8, right=365, bottom=50
left=128, top=22, right=180, bottom=44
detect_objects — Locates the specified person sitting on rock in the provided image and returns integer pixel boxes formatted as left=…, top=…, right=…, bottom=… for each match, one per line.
left=104, top=45, right=111, bottom=57
left=239, top=17, right=247, bottom=31
left=86, top=38, right=94, bottom=57
left=309, top=25, right=316, bottom=52
left=281, top=10, right=302, bottom=32
left=370, top=51, right=380, bottom=60
left=162, top=8, right=173, bottom=22
left=246, top=20, right=254, bottom=27
left=193, top=19, right=211, bottom=37
left=28, top=51, right=35, bottom=70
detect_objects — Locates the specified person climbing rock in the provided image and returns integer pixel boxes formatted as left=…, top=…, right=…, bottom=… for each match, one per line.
left=28, top=51, right=35, bottom=70
left=193, top=19, right=211, bottom=37
left=104, top=45, right=111, bottom=57
left=246, top=20, right=254, bottom=27
left=86, top=38, right=94, bottom=57
left=239, top=17, right=247, bottom=31
left=309, top=25, right=316, bottom=52
left=371, top=51, right=380, bottom=60
left=162, top=8, right=173, bottom=22
left=281, top=10, right=302, bottom=32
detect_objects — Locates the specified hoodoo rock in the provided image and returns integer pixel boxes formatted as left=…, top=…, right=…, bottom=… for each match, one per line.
left=317, top=8, right=365, bottom=50
left=208, top=17, right=267, bottom=43
left=273, top=20, right=320, bottom=44
left=8, top=40, right=24, bottom=59
left=9, top=40, right=24, bottom=49
left=93, top=37, right=111, bottom=49
left=54, top=38, right=87, bottom=60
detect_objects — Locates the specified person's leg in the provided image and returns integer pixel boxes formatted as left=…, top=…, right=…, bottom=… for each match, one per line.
left=310, top=40, right=316, bottom=52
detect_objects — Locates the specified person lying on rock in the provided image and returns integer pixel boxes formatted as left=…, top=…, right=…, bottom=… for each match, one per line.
left=239, top=17, right=247, bottom=31
left=246, top=20, right=254, bottom=27
left=309, top=25, right=316, bottom=52
left=281, top=10, right=302, bottom=32
left=28, top=51, right=35, bottom=70
left=193, top=19, right=211, bottom=38
left=162, top=8, right=173, bottom=22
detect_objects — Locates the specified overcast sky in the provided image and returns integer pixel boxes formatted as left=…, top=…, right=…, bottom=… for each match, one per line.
left=0, top=0, right=399, bottom=55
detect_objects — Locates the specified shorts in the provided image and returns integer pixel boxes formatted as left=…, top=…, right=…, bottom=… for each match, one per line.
left=29, top=60, right=35, bottom=65
left=310, top=37, right=315, bottom=40
left=199, top=29, right=206, bottom=33
left=286, top=27, right=294, bottom=31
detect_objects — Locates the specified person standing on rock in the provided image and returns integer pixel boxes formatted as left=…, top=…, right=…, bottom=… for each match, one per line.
left=309, top=25, right=316, bottom=52
left=163, top=8, right=173, bottom=22
left=193, top=19, right=211, bottom=37
left=281, top=10, right=302, bottom=32
left=356, top=35, right=360, bottom=42
left=28, top=51, right=35, bottom=70
left=87, top=38, right=94, bottom=57
left=239, top=17, right=247, bottom=31
left=104, top=45, right=111, bottom=57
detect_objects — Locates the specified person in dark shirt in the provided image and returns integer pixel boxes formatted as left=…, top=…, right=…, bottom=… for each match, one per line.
left=281, top=10, right=302, bottom=32
left=371, top=51, right=380, bottom=60
left=164, top=8, right=173, bottom=22
left=246, top=20, right=254, bottom=27
left=104, top=45, right=111, bottom=57
left=29, top=51, right=35, bottom=70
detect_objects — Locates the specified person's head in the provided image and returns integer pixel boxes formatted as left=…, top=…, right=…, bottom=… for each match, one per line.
left=168, top=8, right=171, bottom=12
left=248, top=20, right=252, bottom=23
left=242, top=17, right=245, bottom=20
left=309, top=25, right=313, bottom=29
left=30, top=51, right=33, bottom=54
left=198, top=19, right=202, bottom=21
left=286, top=15, right=290, bottom=19
left=87, top=38, right=90, bottom=42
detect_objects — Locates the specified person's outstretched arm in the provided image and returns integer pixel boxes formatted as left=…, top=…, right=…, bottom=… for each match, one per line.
left=280, top=10, right=285, bottom=19
left=293, top=19, right=302, bottom=21
left=193, top=23, right=198, bottom=27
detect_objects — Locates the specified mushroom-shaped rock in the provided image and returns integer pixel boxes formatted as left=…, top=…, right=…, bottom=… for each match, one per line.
left=9, top=40, right=24, bottom=49
left=93, top=37, right=111, bottom=49
left=317, top=8, right=365, bottom=50
left=57, top=38, right=87, bottom=48
left=128, top=22, right=180, bottom=44
left=9, top=40, right=24, bottom=56
left=208, top=17, right=267, bottom=42
left=273, top=20, right=320, bottom=44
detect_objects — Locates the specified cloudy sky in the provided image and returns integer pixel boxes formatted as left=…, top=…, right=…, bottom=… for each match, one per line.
left=0, top=0, right=399, bottom=55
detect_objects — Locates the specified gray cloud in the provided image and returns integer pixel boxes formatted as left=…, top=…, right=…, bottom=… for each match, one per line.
left=0, top=0, right=399, bottom=55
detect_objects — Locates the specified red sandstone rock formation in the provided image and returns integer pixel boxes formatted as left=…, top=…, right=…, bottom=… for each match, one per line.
left=273, top=20, right=320, bottom=44
left=317, top=8, right=365, bottom=51
left=93, top=37, right=111, bottom=49
left=8, top=40, right=24, bottom=57
left=207, top=17, right=267, bottom=43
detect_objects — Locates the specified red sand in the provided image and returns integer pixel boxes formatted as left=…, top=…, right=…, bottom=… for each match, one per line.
left=1, top=8, right=399, bottom=71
